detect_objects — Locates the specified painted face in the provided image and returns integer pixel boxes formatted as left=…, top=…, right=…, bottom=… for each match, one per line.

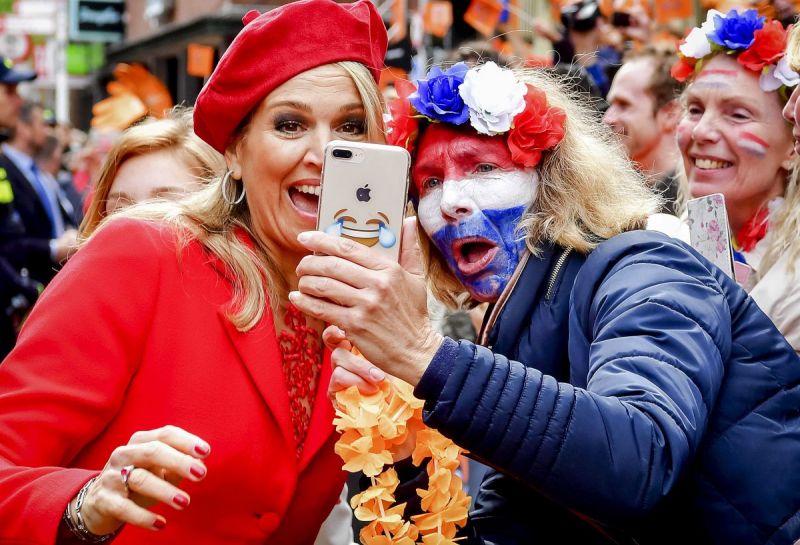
left=106, top=149, right=203, bottom=214
left=226, top=64, right=368, bottom=260
left=677, top=55, right=793, bottom=231
left=603, top=58, right=662, bottom=166
left=413, top=125, right=536, bottom=303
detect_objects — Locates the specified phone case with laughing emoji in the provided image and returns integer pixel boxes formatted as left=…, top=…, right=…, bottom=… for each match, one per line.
left=317, top=140, right=410, bottom=262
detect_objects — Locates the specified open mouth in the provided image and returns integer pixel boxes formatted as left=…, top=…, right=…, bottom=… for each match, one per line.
left=452, top=237, right=499, bottom=277
left=693, top=157, right=733, bottom=170
left=288, top=184, right=320, bottom=216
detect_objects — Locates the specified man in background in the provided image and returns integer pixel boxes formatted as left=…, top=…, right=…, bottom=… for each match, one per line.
left=1, top=101, right=77, bottom=284
left=0, top=58, right=41, bottom=359
left=604, top=47, right=684, bottom=216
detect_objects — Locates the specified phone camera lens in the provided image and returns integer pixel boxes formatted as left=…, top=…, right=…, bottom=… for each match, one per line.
left=332, top=148, right=353, bottom=159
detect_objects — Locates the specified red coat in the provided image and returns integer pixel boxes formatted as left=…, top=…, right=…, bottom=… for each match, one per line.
left=0, top=219, right=344, bottom=545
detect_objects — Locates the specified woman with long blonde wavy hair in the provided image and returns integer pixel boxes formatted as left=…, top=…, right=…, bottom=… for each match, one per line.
left=0, top=1, right=388, bottom=543
left=291, top=56, right=800, bottom=543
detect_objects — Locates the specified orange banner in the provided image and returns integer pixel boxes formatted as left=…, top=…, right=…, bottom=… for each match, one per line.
left=187, top=43, right=215, bottom=78
left=653, top=0, right=693, bottom=22
left=423, top=0, right=453, bottom=38
left=464, top=0, right=503, bottom=37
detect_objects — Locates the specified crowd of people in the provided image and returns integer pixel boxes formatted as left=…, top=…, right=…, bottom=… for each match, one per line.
left=1, top=0, right=800, bottom=544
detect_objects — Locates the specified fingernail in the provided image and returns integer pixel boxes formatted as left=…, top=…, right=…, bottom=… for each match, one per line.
left=194, top=443, right=210, bottom=456
left=173, top=494, right=189, bottom=508
left=297, top=232, right=311, bottom=243
left=153, top=519, right=166, bottom=530
left=369, top=367, right=386, bottom=381
left=189, top=464, right=206, bottom=479
left=288, top=291, right=299, bottom=302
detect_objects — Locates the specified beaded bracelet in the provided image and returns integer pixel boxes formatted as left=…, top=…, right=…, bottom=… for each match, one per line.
left=62, top=477, right=121, bottom=543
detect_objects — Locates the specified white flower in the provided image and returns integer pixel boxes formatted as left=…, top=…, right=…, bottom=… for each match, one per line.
left=458, top=62, right=527, bottom=135
left=700, top=9, right=724, bottom=35
left=679, top=27, right=712, bottom=59
left=760, top=57, right=800, bottom=92
left=775, top=57, right=800, bottom=87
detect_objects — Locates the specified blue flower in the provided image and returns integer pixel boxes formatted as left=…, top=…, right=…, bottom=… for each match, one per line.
left=409, top=63, right=470, bottom=125
left=707, top=9, right=765, bottom=51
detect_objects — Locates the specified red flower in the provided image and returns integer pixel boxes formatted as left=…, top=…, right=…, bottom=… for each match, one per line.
left=738, top=20, right=787, bottom=72
left=385, top=79, right=419, bottom=153
left=506, top=85, right=566, bottom=169
left=670, top=57, right=696, bottom=82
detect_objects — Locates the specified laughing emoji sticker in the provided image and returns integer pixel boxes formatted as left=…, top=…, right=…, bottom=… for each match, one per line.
left=324, top=208, right=397, bottom=248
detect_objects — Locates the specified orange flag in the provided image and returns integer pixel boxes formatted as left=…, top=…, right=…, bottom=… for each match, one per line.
left=423, top=0, right=453, bottom=38
left=187, top=43, right=215, bottom=78
left=653, top=0, right=693, bottom=23
left=464, top=0, right=503, bottom=37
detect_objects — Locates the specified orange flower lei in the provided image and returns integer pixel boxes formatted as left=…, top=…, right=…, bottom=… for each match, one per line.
left=334, top=378, right=470, bottom=544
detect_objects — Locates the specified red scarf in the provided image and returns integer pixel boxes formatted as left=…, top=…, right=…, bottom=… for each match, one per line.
left=734, top=207, right=770, bottom=252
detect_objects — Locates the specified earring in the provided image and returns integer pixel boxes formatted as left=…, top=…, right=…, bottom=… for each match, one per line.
left=221, top=170, right=246, bottom=206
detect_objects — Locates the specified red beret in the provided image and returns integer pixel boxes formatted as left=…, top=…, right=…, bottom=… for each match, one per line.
left=194, top=0, right=388, bottom=153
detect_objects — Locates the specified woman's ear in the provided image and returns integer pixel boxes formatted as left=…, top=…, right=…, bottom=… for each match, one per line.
left=780, top=139, right=797, bottom=172
left=224, top=138, right=244, bottom=179
left=657, top=100, right=681, bottom=134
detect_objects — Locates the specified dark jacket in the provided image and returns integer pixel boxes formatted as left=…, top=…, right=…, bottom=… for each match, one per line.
left=0, top=152, right=71, bottom=285
left=415, top=230, right=800, bottom=545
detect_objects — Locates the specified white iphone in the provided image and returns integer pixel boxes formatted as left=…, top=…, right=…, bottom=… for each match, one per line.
left=317, top=141, right=411, bottom=262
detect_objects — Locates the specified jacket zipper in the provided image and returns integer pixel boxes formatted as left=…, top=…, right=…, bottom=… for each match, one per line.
left=545, top=247, right=572, bottom=301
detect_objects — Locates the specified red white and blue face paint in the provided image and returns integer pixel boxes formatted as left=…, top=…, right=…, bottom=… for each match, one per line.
left=413, top=125, right=536, bottom=302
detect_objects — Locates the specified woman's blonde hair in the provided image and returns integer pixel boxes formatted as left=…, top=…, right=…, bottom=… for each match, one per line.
left=419, top=68, right=659, bottom=308
left=760, top=158, right=800, bottom=278
left=762, top=25, right=800, bottom=279
left=80, top=107, right=225, bottom=238
left=91, top=62, right=385, bottom=331
left=787, top=24, right=800, bottom=72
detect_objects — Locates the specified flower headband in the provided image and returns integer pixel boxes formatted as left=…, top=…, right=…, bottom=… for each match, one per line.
left=385, top=61, right=566, bottom=170
left=671, top=9, right=800, bottom=93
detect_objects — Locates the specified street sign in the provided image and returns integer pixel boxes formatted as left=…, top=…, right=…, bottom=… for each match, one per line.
left=68, top=0, right=124, bottom=43
left=0, top=33, right=32, bottom=62
left=1, top=14, right=55, bottom=35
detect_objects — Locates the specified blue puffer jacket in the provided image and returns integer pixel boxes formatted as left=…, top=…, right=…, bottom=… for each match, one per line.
left=415, top=230, right=800, bottom=545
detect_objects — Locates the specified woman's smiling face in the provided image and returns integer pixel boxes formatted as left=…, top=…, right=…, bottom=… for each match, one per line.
left=677, top=55, right=793, bottom=229
left=225, top=64, right=368, bottom=259
left=413, top=124, right=536, bottom=302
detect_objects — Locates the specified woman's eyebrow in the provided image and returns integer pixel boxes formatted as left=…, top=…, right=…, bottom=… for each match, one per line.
left=338, top=103, right=365, bottom=113
left=267, top=100, right=312, bottom=113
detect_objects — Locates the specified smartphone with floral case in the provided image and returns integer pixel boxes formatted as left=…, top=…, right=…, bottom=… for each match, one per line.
left=687, top=193, right=735, bottom=279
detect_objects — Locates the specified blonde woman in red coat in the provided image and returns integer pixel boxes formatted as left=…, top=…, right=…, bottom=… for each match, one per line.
left=0, top=1, right=387, bottom=543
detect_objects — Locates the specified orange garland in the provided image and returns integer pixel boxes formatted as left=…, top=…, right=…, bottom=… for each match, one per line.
left=334, top=379, right=470, bottom=544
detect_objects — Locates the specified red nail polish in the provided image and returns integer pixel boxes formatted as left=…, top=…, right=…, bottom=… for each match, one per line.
left=189, top=464, right=206, bottom=478
left=194, top=444, right=210, bottom=456
left=153, top=519, right=166, bottom=530
left=173, top=494, right=189, bottom=508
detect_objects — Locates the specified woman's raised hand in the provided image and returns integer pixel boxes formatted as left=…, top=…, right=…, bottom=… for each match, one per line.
left=74, top=425, right=210, bottom=534
left=292, top=217, right=444, bottom=387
